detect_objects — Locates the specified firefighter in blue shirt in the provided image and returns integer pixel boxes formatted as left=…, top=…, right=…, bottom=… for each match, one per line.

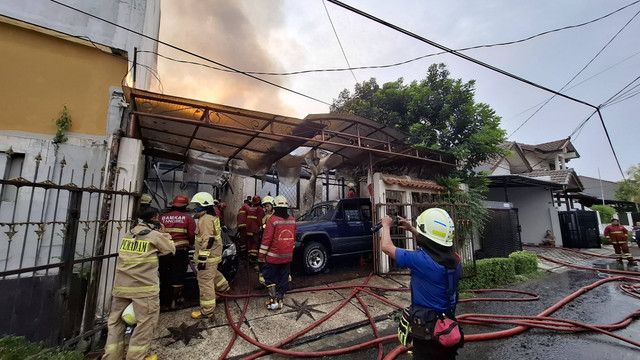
left=380, top=208, right=463, bottom=360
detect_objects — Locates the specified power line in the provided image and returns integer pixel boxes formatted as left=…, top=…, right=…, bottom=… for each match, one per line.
left=325, top=0, right=596, bottom=110
left=143, top=1, right=640, bottom=79
left=47, top=0, right=332, bottom=106
left=508, top=7, right=640, bottom=138
left=596, top=109, right=626, bottom=181
left=322, top=0, right=358, bottom=83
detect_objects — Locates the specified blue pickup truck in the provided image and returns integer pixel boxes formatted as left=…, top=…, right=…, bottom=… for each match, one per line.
left=294, top=198, right=374, bottom=274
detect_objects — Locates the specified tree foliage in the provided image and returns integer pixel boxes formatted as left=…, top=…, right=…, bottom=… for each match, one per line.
left=590, top=205, right=616, bottom=224
left=331, top=63, right=508, bottom=177
left=614, top=164, right=640, bottom=203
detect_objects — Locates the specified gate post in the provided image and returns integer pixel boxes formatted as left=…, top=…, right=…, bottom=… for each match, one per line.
left=55, top=189, right=82, bottom=343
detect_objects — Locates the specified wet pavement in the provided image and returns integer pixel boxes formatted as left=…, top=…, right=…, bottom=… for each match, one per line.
left=139, top=245, right=640, bottom=359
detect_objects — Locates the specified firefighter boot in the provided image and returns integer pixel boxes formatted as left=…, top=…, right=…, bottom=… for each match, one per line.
left=171, top=286, right=183, bottom=310
left=629, top=260, right=637, bottom=267
left=275, top=293, right=284, bottom=310
left=145, top=356, right=158, bottom=360
left=266, top=284, right=277, bottom=310
left=191, top=310, right=214, bottom=319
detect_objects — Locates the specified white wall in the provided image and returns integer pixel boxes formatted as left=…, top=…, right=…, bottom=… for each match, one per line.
left=488, top=187, right=563, bottom=246
left=0, top=0, right=160, bottom=90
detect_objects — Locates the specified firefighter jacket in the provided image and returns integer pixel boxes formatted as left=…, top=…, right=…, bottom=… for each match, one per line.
left=259, top=215, right=296, bottom=264
left=112, top=224, right=175, bottom=298
left=160, top=210, right=196, bottom=248
left=237, top=203, right=250, bottom=232
left=604, top=224, right=628, bottom=244
left=246, top=205, right=264, bottom=235
left=194, top=212, right=223, bottom=264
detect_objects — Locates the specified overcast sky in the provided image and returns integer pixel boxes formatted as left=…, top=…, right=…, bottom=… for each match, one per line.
left=157, top=0, right=640, bottom=182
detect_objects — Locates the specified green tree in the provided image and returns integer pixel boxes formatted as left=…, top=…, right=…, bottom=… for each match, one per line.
left=614, top=164, right=640, bottom=203
left=590, top=205, right=616, bottom=224
left=331, top=63, right=508, bottom=177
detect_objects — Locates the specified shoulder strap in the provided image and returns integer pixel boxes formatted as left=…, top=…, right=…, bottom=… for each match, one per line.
left=444, top=268, right=456, bottom=312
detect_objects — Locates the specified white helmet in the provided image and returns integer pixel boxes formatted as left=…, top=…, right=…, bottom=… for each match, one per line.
left=416, top=208, right=455, bottom=247
left=190, top=192, right=215, bottom=206
left=121, top=302, right=136, bottom=326
left=262, top=196, right=275, bottom=205
left=274, top=195, right=289, bottom=208
left=348, top=182, right=356, bottom=188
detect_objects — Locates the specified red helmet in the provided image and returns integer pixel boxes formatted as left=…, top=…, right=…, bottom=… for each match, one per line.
left=220, top=202, right=227, bottom=209
left=252, top=195, right=261, bottom=205
left=170, top=194, right=189, bottom=207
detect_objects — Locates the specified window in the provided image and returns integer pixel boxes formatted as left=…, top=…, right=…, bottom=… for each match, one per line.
left=2, top=153, right=25, bottom=202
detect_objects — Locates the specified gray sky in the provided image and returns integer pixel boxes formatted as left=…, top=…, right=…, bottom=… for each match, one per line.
left=157, top=0, right=640, bottom=182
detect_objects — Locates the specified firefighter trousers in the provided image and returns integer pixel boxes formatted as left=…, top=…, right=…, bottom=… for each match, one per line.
left=103, top=296, right=159, bottom=360
left=197, top=261, right=229, bottom=315
left=612, top=242, right=634, bottom=262
left=247, top=233, right=260, bottom=262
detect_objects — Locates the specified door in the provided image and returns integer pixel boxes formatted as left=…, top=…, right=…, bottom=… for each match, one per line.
left=481, top=209, right=522, bottom=258
left=558, top=210, right=600, bottom=248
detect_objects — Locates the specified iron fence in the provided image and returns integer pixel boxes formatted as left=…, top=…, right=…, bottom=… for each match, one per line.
left=0, top=150, right=138, bottom=345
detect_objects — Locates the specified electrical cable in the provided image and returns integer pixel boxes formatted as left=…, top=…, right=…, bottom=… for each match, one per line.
left=322, top=0, right=358, bottom=84
left=145, top=2, right=640, bottom=78
left=596, top=108, right=627, bottom=180
left=508, top=7, right=640, bottom=138
left=47, top=0, right=332, bottom=106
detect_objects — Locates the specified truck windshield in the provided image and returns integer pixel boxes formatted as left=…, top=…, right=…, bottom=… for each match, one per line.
left=299, top=203, right=336, bottom=221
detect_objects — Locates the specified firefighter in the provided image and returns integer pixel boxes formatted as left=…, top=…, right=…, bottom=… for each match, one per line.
left=190, top=192, right=230, bottom=319
left=140, top=193, right=152, bottom=210
left=347, top=183, right=356, bottom=198
left=246, top=195, right=265, bottom=268
left=259, top=195, right=296, bottom=310
left=257, top=196, right=275, bottom=286
left=103, top=206, right=175, bottom=360
left=159, top=194, right=196, bottom=310
left=236, top=201, right=250, bottom=259
left=604, top=218, right=636, bottom=266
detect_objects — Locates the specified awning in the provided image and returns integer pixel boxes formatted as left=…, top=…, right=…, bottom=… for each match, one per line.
left=124, top=87, right=455, bottom=177
left=487, top=175, right=565, bottom=190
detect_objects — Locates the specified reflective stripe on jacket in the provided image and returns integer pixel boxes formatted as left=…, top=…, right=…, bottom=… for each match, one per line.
left=604, top=224, right=628, bottom=243
left=246, top=205, right=264, bottom=233
left=160, top=210, right=196, bottom=248
left=112, top=224, right=176, bottom=298
left=194, top=212, right=223, bottom=264
left=259, top=215, right=296, bottom=264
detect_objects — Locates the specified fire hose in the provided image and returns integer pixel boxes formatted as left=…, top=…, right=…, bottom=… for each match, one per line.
left=214, top=250, right=640, bottom=359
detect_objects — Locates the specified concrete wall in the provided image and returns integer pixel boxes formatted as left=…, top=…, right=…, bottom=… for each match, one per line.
left=0, top=0, right=160, bottom=90
left=488, top=186, right=563, bottom=246
left=0, top=18, right=128, bottom=137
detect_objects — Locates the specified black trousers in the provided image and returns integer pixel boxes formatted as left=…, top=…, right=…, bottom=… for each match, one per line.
left=262, top=262, right=290, bottom=295
left=412, top=338, right=458, bottom=360
left=159, top=248, right=189, bottom=306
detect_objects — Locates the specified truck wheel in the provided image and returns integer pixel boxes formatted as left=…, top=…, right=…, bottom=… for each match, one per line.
left=303, top=241, right=328, bottom=274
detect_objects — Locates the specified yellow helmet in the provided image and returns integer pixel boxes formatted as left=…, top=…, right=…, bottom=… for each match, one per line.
left=416, top=208, right=455, bottom=247
left=140, top=193, right=152, bottom=204
left=121, top=302, right=136, bottom=326
left=274, top=195, right=289, bottom=208
left=190, top=192, right=215, bottom=206
left=262, top=196, right=275, bottom=205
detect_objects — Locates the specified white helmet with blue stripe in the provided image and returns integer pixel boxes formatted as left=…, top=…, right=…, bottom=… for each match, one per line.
left=416, top=208, right=455, bottom=247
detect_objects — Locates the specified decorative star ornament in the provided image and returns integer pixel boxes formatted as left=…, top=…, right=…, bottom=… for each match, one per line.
left=285, top=298, right=325, bottom=321
left=163, top=322, right=204, bottom=346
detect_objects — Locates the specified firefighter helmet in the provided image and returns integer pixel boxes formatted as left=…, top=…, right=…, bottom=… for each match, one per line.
left=262, top=196, right=275, bottom=206
left=252, top=195, right=262, bottom=205
left=140, top=193, right=152, bottom=204
left=416, top=208, right=455, bottom=247
left=170, top=194, right=189, bottom=207
left=274, top=195, right=289, bottom=208
left=121, top=302, right=136, bottom=326
left=190, top=192, right=215, bottom=206
left=347, top=182, right=356, bottom=188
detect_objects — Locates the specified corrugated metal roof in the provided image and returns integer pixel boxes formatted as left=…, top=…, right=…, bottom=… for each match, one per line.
left=124, top=87, right=455, bottom=177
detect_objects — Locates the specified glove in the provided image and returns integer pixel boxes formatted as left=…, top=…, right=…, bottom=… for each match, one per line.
left=197, top=250, right=210, bottom=271
left=398, top=307, right=412, bottom=347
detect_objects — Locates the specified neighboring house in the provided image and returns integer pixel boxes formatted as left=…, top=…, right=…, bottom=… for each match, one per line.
left=0, top=2, right=160, bottom=342
left=576, top=175, right=640, bottom=230
left=477, top=137, right=586, bottom=249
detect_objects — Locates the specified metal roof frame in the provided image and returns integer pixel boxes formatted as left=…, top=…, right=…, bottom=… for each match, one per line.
left=124, top=87, right=455, bottom=175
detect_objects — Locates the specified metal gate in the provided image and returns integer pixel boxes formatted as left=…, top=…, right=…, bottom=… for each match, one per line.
left=0, top=150, right=138, bottom=345
left=558, top=210, right=600, bottom=248
left=480, top=209, right=522, bottom=258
